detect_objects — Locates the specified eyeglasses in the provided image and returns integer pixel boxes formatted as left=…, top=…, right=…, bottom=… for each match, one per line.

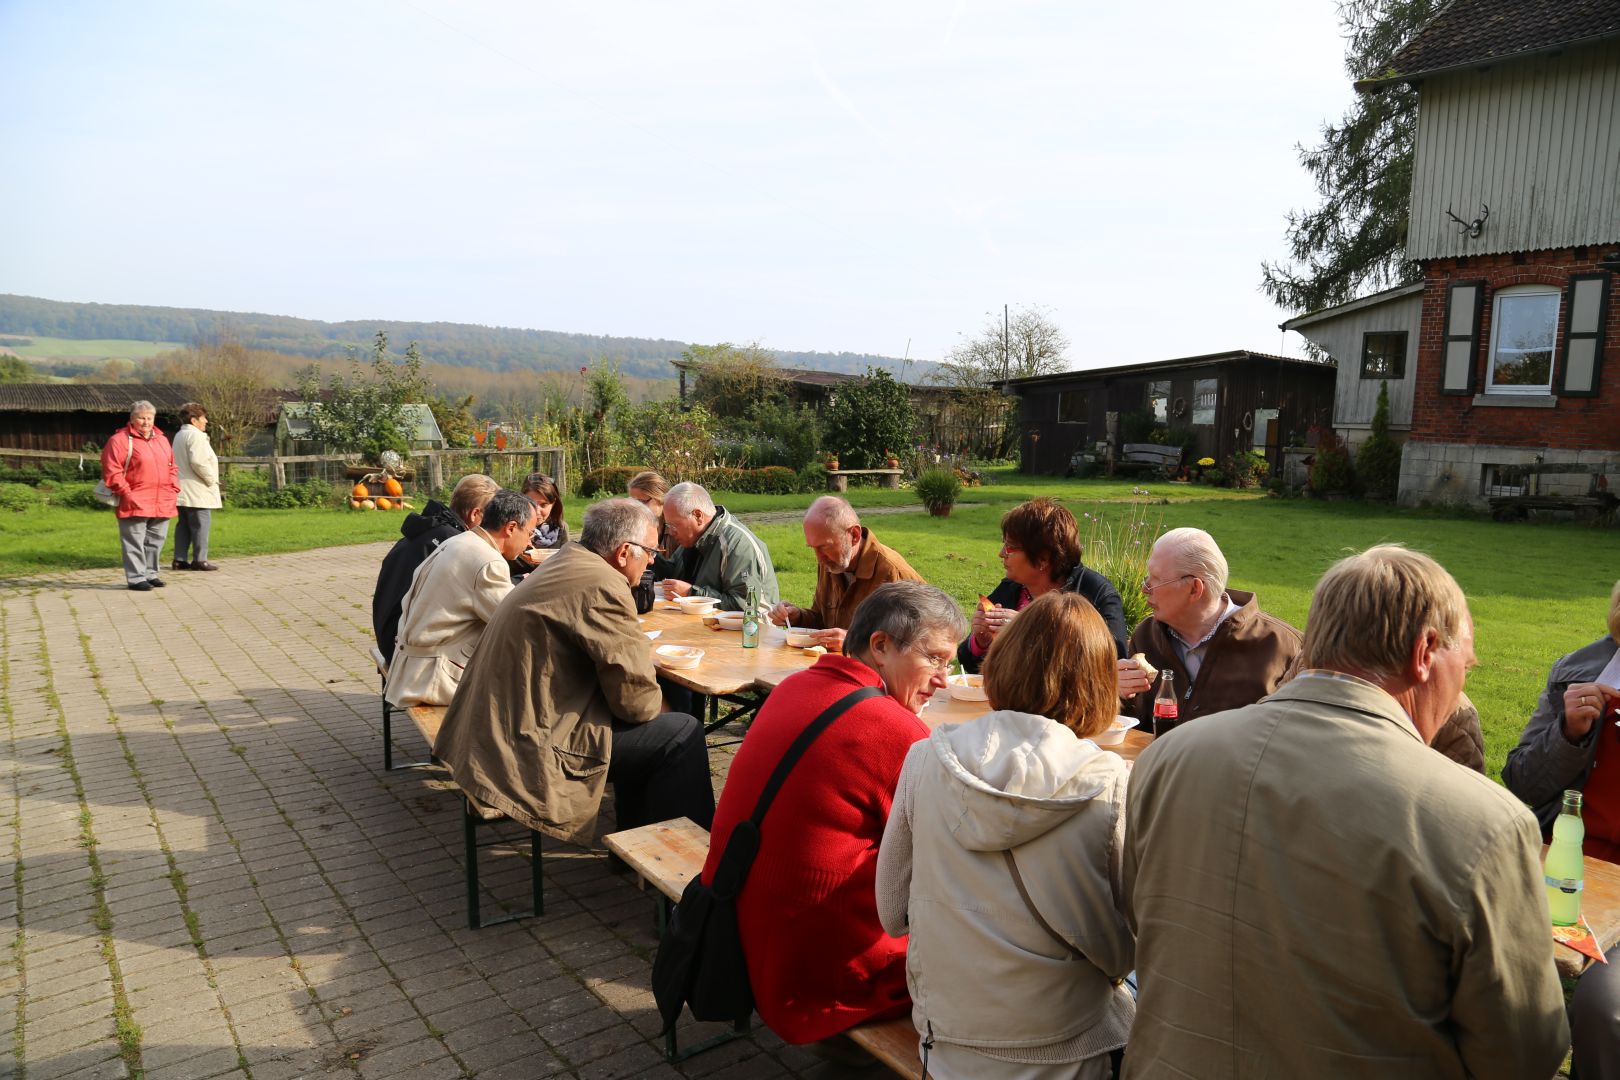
left=907, top=643, right=955, bottom=673
left=1141, top=574, right=1194, bottom=594
left=626, top=541, right=660, bottom=558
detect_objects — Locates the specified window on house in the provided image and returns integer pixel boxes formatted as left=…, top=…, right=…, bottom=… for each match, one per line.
left=1486, top=286, right=1560, bottom=394
left=1481, top=464, right=1527, bottom=497
left=1360, top=332, right=1407, bottom=379
left=1058, top=390, right=1088, bottom=424
left=1191, top=378, right=1217, bottom=426
left=1148, top=380, right=1170, bottom=425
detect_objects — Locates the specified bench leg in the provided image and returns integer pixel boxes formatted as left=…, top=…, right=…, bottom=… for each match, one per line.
left=381, top=684, right=434, bottom=772
left=664, top=1017, right=750, bottom=1063
left=464, top=804, right=544, bottom=930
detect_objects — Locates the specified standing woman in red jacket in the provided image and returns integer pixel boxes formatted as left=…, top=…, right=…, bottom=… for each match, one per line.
left=101, top=400, right=180, bottom=591
left=698, top=581, right=966, bottom=1054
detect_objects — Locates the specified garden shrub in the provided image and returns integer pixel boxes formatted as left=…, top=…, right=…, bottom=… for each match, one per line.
left=579, top=466, right=652, bottom=498
left=914, top=467, right=962, bottom=512
left=51, top=483, right=109, bottom=510
left=1355, top=382, right=1402, bottom=500
left=797, top=462, right=828, bottom=493
left=1204, top=468, right=1228, bottom=487
left=1309, top=431, right=1354, bottom=496
left=225, top=472, right=335, bottom=509
left=1223, top=450, right=1268, bottom=489
left=1079, top=503, right=1163, bottom=632
left=0, top=482, right=42, bottom=512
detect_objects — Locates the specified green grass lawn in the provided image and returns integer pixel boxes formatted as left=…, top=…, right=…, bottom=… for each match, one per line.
left=3, top=466, right=1610, bottom=779
left=3, top=335, right=185, bottom=359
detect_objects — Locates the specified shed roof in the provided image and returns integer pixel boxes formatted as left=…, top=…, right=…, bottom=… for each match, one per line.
left=669, top=359, right=922, bottom=389
left=999, top=349, right=1334, bottom=391
left=1359, top=0, right=1620, bottom=88
left=0, top=383, right=199, bottom=413
left=1280, top=282, right=1426, bottom=331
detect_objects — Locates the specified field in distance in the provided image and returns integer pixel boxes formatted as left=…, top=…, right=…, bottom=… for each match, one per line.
left=0, top=334, right=184, bottom=360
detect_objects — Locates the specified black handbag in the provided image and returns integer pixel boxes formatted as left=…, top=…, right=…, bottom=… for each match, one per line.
left=651, top=684, right=883, bottom=1032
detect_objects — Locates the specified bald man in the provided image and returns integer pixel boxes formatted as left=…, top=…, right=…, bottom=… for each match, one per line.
left=767, top=496, right=922, bottom=653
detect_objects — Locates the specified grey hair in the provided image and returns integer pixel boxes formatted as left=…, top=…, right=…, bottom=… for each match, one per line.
left=665, top=482, right=716, bottom=517
left=581, top=498, right=657, bottom=556
left=480, top=489, right=537, bottom=533
left=845, top=581, right=968, bottom=663
left=129, top=400, right=156, bottom=418
left=1155, top=527, right=1229, bottom=595
left=805, top=495, right=859, bottom=531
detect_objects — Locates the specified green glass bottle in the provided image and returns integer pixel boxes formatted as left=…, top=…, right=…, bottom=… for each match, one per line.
left=741, top=586, right=760, bottom=649
left=1545, top=789, right=1585, bottom=926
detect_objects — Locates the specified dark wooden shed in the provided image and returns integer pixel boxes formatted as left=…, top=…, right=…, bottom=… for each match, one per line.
left=0, top=384, right=198, bottom=452
left=1003, top=350, right=1337, bottom=475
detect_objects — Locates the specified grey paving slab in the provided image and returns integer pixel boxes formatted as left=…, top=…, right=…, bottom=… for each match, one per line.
left=1, top=544, right=876, bottom=1080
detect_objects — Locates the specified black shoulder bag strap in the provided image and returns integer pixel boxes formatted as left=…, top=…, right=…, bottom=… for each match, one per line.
left=709, top=684, right=884, bottom=899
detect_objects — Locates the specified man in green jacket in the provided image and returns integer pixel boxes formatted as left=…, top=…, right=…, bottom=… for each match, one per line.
left=658, top=482, right=779, bottom=615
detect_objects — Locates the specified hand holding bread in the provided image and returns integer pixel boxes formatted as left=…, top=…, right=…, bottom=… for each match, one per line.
left=1117, top=652, right=1157, bottom=699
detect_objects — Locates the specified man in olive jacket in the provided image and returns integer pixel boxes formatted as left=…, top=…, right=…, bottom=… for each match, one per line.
left=1123, top=545, right=1568, bottom=1079
left=658, top=481, right=779, bottom=614
left=434, top=498, right=714, bottom=842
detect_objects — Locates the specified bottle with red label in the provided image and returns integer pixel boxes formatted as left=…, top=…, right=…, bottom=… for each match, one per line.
left=1153, top=671, right=1179, bottom=737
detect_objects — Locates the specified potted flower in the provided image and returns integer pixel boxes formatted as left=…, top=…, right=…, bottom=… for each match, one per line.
left=883, top=449, right=900, bottom=469
left=1195, top=455, right=1215, bottom=482
left=915, top=467, right=963, bottom=517
left=825, top=453, right=841, bottom=471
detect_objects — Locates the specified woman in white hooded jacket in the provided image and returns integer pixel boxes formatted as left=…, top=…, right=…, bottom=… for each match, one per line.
left=876, top=591, right=1135, bottom=1079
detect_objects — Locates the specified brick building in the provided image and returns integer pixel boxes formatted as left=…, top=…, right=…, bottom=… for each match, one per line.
left=1301, top=0, right=1620, bottom=508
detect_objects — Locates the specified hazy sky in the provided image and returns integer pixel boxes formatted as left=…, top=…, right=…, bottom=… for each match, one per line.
left=1, top=1, right=1355, bottom=368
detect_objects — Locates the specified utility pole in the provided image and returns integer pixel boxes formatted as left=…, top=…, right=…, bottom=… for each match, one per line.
left=1002, top=304, right=1010, bottom=382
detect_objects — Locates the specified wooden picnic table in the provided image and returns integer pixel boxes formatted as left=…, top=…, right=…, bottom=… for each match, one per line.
left=640, top=603, right=818, bottom=696
left=1556, top=851, right=1620, bottom=979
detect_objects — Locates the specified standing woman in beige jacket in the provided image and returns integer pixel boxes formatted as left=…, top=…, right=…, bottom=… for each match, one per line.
left=171, top=402, right=222, bottom=571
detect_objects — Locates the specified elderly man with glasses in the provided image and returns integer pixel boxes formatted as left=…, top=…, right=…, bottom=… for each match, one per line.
left=1117, top=526, right=1301, bottom=734
left=434, top=498, right=714, bottom=844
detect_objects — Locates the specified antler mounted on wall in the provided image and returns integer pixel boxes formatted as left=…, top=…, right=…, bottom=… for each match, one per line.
left=1444, top=203, right=1489, bottom=238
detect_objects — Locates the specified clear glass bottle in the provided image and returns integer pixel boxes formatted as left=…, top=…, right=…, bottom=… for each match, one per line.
left=1152, top=671, right=1179, bottom=737
left=741, top=586, right=760, bottom=649
left=1545, top=789, right=1585, bottom=926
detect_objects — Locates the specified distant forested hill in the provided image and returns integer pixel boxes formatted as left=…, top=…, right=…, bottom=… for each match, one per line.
left=0, top=294, right=913, bottom=380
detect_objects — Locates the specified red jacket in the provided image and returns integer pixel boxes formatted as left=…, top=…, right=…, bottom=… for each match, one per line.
left=101, top=424, right=180, bottom=520
left=700, top=654, right=927, bottom=1043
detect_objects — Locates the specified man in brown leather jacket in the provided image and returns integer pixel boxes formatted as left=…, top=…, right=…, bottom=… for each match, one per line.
left=1117, top=527, right=1301, bottom=733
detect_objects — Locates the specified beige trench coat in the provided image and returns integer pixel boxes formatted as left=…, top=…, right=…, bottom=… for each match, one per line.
left=1122, top=674, right=1569, bottom=1079
left=433, top=542, right=662, bottom=842
left=384, top=530, right=512, bottom=708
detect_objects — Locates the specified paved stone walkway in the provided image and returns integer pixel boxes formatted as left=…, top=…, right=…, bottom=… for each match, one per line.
left=1, top=546, right=868, bottom=1080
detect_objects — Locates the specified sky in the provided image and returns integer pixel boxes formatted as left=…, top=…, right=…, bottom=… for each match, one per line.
left=0, top=1, right=1358, bottom=369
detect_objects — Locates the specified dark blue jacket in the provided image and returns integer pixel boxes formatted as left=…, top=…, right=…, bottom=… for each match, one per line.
left=956, top=564, right=1129, bottom=673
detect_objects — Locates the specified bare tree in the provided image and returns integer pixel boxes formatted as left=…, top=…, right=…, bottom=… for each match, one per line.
left=932, top=306, right=1070, bottom=457
left=148, top=339, right=276, bottom=455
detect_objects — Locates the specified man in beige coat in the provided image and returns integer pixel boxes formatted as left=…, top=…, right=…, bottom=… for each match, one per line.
left=1123, top=545, right=1568, bottom=1079
left=171, top=401, right=221, bottom=571
left=385, top=490, right=535, bottom=709
left=434, top=498, right=714, bottom=842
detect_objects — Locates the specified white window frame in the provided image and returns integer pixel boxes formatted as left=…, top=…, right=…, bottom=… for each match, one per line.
left=1485, top=285, right=1560, bottom=396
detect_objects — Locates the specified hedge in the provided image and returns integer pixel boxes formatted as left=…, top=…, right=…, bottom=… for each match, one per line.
left=579, top=466, right=652, bottom=498
left=580, top=465, right=803, bottom=498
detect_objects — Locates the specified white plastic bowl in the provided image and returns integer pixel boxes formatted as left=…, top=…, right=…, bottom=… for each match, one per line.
left=675, top=595, right=720, bottom=614
left=654, top=645, right=705, bottom=670
left=947, top=673, right=988, bottom=701
left=1094, top=715, right=1141, bottom=747
left=710, top=612, right=746, bottom=630
left=785, top=628, right=818, bottom=649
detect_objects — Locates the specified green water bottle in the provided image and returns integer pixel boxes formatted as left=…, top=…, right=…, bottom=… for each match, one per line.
left=741, top=587, right=760, bottom=649
left=1545, top=789, right=1585, bottom=926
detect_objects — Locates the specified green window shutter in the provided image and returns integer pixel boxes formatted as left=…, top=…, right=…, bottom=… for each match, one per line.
left=1559, top=273, right=1610, bottom=398
left=1440, top=280, right=1484, bottom=395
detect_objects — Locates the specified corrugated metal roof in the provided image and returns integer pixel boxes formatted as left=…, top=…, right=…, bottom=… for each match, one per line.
left=0, top=383, right=199, bottom=413
left=1362, top=0, right=1620, bottom=87
left=1280, top=283, right=1427, bottom=331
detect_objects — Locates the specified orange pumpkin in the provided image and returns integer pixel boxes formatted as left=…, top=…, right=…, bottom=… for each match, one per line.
left=384, top=477, right=404, bottom=497
left=350, top=498, right=363, bottom=510
left=375, top=497, right=394, bottom=511
left=351, top=482, right=368, bottom=499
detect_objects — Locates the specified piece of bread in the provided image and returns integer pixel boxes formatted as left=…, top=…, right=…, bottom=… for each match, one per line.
left=977, top=594, right=995, bottom=613
left=1130, top=652, right=1158, bottom=680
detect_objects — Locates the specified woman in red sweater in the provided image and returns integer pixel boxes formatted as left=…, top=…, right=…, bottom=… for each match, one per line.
left=700, top=581, right=967, bottom=1046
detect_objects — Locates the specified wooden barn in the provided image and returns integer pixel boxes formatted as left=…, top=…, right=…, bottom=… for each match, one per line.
left=0, top=384, right=196, bottom=452
left=1002, top=350, right=1337, bottom=475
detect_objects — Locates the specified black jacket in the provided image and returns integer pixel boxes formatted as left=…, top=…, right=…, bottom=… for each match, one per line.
left=372, top=499, right=465, bottom=664
left=957, top=564, right=1129, bottom=673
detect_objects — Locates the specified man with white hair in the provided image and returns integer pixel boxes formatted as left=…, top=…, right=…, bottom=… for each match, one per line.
left=1117, top=526, right=1300, bottom=733
left=435, top=497, right=714, bottom=841
left=766, top=496, right=922, bottom=652
left=659, top=481, right=779, bottom=614
left=1122, top=545, right=1568, bottom=1077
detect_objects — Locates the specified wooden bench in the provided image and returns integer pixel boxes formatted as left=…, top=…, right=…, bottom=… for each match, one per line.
left=404, top=705, right=544, bottom=930
left=1488, top=463, right=1617, bottom=523
left=826, top=468, right=902, bottom=492
left=373, top=646, right=436, bottom=772
left=604, top=818, right=922, bottom=1073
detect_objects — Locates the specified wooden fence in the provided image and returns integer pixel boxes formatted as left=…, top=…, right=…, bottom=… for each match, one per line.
left=0, top=446, right=568, bottom=496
